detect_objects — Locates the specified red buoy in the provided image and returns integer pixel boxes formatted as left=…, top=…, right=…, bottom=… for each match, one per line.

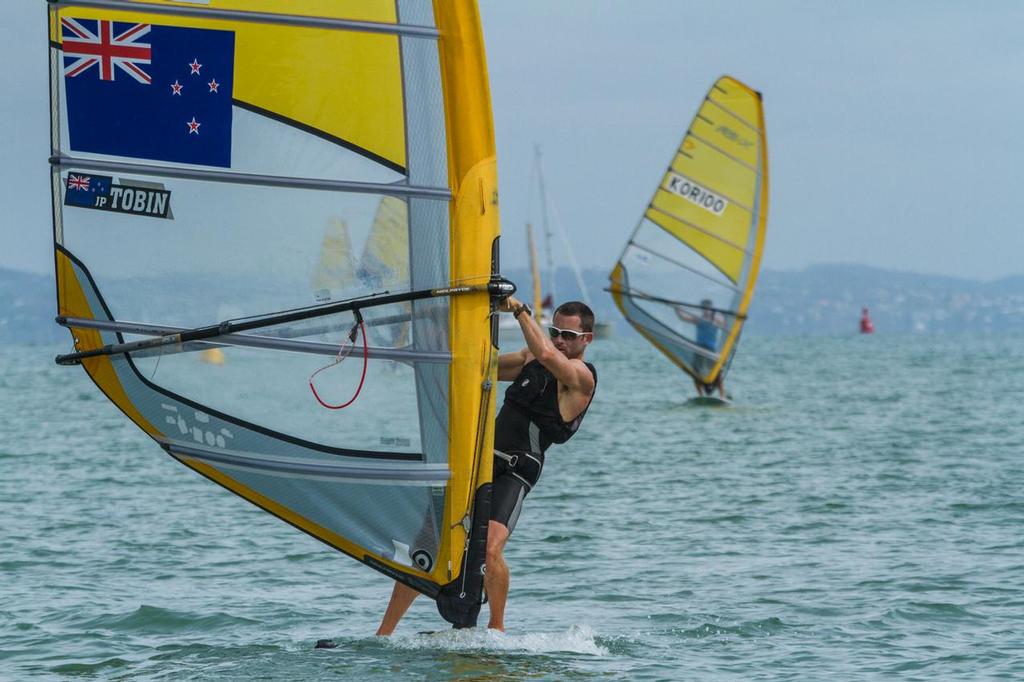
left=860, top=307, right=875, bottom=334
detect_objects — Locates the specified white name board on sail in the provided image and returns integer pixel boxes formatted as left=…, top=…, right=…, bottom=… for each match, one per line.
left=664, top=173, right=728, bottom=216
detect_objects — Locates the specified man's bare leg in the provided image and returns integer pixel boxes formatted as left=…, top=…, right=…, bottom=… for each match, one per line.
left=376, top=581, right=419, bottom=636
left=484, top=520, right=511, bottom=631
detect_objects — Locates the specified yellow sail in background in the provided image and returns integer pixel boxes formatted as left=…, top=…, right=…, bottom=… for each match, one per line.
left=360, top=196, right=409, bottom=290
left=610, top=75, right=768, bottom=385
left=359, top=196, right=411, bottom=346
left=312, top=217, right=358, bottom=303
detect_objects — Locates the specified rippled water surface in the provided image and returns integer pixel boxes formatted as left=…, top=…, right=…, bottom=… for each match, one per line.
left=2, top=335, right=1023, bottom=680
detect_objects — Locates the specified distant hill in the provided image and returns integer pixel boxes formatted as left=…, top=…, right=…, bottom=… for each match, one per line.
left=748, top=264, right=1024, bottom=335
left=512, top=264, right=1024, bottom=336
left=5, top=264, right=1024, bottom=343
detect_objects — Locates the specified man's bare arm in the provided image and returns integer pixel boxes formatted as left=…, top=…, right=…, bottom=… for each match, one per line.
left=675, top=306, right=697, bottom=324
left=536, top=351, right=595, bottom=398
left=497, top=348, right=531, bottom=381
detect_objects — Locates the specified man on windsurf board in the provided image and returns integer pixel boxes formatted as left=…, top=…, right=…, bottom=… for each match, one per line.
left=376, top=298, right=598, bottom=634
left=675, top=299, right=728, bottom=399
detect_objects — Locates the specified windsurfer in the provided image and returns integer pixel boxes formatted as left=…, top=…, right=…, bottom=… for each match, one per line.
left=376, top=298, right=598, bottom=635
left=675, top=299, right=727, bottom=398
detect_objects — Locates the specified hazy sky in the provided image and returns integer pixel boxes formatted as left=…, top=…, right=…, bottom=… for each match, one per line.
left=4, top=1, right=1023, bottom=280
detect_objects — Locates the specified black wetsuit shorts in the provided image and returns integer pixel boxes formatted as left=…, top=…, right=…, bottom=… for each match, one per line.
left=489, top=450, right=543, bottom=534
left=491, top=470, right=528, bottom=533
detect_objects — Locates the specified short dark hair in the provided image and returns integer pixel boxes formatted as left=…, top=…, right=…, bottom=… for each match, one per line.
left=554, top=301, right=595, bottom=332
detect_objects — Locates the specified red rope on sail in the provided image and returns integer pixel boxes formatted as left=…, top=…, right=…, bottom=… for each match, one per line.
left=309, top=318, right=368, bottom=409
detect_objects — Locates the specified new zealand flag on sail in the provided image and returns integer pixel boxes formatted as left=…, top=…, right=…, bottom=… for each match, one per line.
left=64, top=173, right=112, bottom=207
left=62, top=17, right=235, bottom=168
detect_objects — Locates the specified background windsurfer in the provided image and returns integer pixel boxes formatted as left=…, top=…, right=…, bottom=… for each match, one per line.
left=376, top=297, right=598, bottom=635
left=675, top=299, right=727, bottom=398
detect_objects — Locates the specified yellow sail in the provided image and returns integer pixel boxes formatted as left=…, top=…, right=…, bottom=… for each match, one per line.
left=50, top=0, right=500, bottom=627
left=312, top=217, right=358, bottom=303
left=360, top=197, right=409, bottom=287
left=358, top=196, right=411, bottom=346
left=610, top=75, right=768, bottom=384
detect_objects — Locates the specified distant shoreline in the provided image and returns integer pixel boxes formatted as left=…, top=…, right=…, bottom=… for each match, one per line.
left=6, top=263, right=1024, bottom=343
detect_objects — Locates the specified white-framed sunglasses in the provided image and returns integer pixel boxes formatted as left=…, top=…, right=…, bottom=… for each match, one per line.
left=547, top=325, right=591, bottom=341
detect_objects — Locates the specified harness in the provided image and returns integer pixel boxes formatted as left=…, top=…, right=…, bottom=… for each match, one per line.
left=492, top=359, right=596, bottom=492
left=494, top=448, right=544, bottom=492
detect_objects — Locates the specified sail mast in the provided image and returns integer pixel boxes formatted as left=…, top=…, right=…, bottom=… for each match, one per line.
left=535, top=146, right=556, bottom=308
left=527, top=222, right=543, bottom=321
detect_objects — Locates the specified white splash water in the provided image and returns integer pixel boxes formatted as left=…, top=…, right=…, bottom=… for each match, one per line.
left=389, top=623, right=608, bottom=656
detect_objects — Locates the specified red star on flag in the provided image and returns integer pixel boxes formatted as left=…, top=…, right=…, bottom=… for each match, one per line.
left=171, top=79, right=183, bottom=95
left=208, top=78, right=220, bottom=93
left=187, top=117, right=201, bottom=135
left=189, top=58, right=202, bottom=75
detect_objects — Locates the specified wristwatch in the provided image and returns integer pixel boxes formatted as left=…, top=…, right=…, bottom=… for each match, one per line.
left=512, top=303, right=532, bottom=319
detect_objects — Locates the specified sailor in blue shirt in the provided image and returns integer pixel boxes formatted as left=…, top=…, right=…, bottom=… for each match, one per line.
left=676, top=298, right=727, bottom=398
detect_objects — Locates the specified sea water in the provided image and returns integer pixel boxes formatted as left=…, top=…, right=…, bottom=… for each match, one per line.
left=2, top=334, right=1022, bottom=680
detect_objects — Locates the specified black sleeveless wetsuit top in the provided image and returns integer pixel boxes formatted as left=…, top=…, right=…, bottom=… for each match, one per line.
left=489, top=360, right=596, bottom=531
left=494, top=359, right=597, bottom=461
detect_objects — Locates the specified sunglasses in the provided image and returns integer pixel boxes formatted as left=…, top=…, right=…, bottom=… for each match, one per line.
left=547, top=325, right=591, bottom=341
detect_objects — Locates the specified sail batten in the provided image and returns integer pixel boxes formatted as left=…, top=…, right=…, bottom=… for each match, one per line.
left=626, top=240, right=744, bottom=292
left=683, top=131, right=760, bottom=173
left=52, top=1, right=442, bottom=36
left=704, top=97, right=761, bottom=133
left=646, top=203, right=755, bottom=251
left=59, top=317, right=453, bottom=363
left=51, top=155, right=451, bottom=198
left=610, top=75, right=768, bottom=386
left=167, top=444, right=451, bottom=483
left=611, top=284, right=746, bottom=317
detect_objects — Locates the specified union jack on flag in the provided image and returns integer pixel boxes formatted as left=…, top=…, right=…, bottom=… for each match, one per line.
left=66, top=174, right=91, bottom=191
left=62, top=18, right=152, bottom=84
